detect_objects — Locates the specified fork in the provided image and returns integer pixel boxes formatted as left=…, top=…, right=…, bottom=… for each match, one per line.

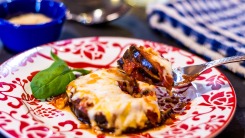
left=172, top=55, right=245, bottom=87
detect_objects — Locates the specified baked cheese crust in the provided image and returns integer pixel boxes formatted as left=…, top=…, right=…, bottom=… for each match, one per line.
left=66, top=68, right=162, bottom=135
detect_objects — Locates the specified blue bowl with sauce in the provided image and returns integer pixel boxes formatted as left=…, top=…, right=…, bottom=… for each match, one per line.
left=0, top=0, right=67, bottom=53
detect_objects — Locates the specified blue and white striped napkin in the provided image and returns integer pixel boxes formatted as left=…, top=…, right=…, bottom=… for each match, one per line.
left=147, top=0, right=245, bottom=78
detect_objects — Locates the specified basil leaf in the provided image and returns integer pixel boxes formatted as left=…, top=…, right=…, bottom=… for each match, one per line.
left=51, top=51, right=61, bottom=61
left=72, top=68, right=91, bottom=75
left=31, top=52, right=76, bottom=99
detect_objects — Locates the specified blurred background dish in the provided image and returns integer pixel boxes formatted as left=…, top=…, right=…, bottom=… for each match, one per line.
left=62, top=0, right=131, bottom=25
left=0, top=0, right=66, bottom=53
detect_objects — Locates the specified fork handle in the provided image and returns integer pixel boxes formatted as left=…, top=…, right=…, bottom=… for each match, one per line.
left=205, top=55, right=245, bottom=69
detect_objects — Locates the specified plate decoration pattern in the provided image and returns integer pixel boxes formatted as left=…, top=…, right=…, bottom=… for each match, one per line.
left=0, top=37, right=236, bottom=138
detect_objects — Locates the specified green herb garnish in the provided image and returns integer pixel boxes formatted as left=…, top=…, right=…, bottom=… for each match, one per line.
left=30, top=51, right=91, bottom=99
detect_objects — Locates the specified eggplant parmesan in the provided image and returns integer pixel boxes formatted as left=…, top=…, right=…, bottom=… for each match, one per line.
left=117, top=45, right=173, bottom=91
left=65, top=45, right=178, bottom=135
left=66, top=68, right=174, bottom=135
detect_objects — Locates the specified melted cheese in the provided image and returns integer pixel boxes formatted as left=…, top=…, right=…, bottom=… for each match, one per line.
left=143, top=48, right=172, bottom=75
left=66, top=68, right=161, bottom=135
left=143, top=47, right=173, bottom=79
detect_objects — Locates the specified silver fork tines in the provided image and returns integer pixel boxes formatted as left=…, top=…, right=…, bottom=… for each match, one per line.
left=173, top=55, right=245, bottom=87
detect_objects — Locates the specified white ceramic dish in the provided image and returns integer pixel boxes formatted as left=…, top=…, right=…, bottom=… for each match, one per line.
left=0, top=37, right=236, bottom=138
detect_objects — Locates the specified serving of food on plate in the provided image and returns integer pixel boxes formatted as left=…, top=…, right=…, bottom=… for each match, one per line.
left=0, top=37, right=236, bottom=138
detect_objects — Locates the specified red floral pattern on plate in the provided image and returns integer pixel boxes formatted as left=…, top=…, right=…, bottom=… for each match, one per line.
left=0, top=37, right=236, bottom=138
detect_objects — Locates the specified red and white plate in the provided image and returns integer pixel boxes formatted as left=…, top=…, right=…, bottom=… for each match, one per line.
left=0, top=37, right=236, bottom=138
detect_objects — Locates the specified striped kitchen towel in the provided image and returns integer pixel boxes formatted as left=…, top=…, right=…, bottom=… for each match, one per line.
left=147, top=0, right=245, bottom=78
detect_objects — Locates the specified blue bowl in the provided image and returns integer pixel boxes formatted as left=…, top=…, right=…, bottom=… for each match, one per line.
left=0, top=0, right=67, bottom=53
